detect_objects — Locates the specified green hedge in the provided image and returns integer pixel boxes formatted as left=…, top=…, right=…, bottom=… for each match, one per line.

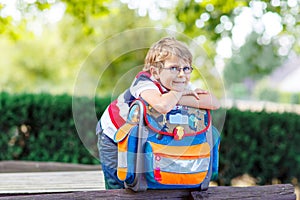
left=0, top=92, right=110, bottom=164
left=219, top=108, right=300, bottom=185
left=0, top=92, right=299, bottom=185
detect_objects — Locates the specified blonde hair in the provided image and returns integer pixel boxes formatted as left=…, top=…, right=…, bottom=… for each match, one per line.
left=143, top=37, right=192, bottom=72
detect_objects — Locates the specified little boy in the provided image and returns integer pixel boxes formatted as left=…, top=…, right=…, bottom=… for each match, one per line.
left=97, top=37, right=220, bottom=189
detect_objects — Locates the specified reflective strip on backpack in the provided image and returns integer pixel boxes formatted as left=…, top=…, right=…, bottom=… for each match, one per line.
left=118, top=151, right=128, bottom=168
left=153, top=156, right=210, bottom=173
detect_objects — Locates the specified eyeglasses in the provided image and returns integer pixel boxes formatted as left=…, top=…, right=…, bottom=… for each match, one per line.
left=161, top=66, right=193, bottom=74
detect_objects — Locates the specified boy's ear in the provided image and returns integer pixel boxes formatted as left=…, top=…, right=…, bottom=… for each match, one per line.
left=150, top=66, right=160, bottom=79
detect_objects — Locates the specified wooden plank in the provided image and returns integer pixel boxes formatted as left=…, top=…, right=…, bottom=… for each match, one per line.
left=0, top=184, right=296, bottom=200
left=0, top=161, right=101, bottom=173
left=0, top=171, right=105, bottom=194
left=192, top=184, right=296, bottom=200
left=0, top=189, right=192, bottom=200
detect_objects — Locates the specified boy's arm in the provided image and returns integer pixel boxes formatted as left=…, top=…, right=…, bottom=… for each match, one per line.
left=140, top=88, right=220, bottom=114
left=178, top=92, right=220, bottom=110
left=140, top=89, right=184, bottom=114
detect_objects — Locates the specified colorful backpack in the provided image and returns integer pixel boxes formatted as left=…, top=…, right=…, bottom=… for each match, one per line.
left=114, top=99, right=220, bottom=191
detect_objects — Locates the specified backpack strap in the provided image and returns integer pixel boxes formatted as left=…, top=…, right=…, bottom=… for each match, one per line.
left=109, top=71, right=166, bottom=130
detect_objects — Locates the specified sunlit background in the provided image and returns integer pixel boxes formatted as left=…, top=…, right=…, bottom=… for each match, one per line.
left=1, top=0, right=299, bottom=107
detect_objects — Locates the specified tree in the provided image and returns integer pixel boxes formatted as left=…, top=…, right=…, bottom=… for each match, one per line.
left=0, top=1, right=162, bottom=95
left=224, top=33, right=284, bottom=85
left=1, top=0, right=299, bottom=98
left=175, top=0, right=299, bottom=52
left=0, top=0, right=111, bottom=38
left=174, top=0, right=300, bottom=91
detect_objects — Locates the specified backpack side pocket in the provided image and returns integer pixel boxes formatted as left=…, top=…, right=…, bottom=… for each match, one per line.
left=114, top=123, right=138, bottom=184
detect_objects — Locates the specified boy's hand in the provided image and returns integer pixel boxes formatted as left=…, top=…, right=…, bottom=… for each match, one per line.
left=194, top=88, right=208, bottom=94
left=182, top=89, right=200, bottom=100
left=182, top=88, right=208, bottom=100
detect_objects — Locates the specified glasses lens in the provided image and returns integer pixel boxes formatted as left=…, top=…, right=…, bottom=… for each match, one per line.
left=170, top=66, right=178, bottom=73
left=183, top=66, right=192, bottom=74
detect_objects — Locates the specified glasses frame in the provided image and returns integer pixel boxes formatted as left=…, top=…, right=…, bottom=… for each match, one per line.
left=161, top=66, right=193, bottom=74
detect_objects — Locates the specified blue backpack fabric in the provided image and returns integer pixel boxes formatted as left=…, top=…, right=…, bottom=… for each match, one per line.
left=114, top=99, right=220, bottom=191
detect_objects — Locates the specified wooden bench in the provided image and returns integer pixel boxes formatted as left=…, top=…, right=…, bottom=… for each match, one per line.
left=0, top=161, right=297, bottom=199
left=0, top=170, right=105, bottom=194
left=0, top=161, right=104, bottom=194
left=0, top=183, right=296, bottom=199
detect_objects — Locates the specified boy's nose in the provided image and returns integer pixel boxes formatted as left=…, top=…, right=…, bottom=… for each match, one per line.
left=178, top=69, right=185, bottom=77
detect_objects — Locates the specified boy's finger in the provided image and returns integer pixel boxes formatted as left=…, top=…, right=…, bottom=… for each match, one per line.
left=192, top=91, right=200, bottom=100
left=195, top=89, right=208, bottom=94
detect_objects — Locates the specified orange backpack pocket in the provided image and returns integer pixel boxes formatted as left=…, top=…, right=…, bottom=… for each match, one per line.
left=145, top=141, right=211, bottom=186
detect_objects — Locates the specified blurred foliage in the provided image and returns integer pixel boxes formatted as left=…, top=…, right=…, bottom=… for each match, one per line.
left=219, top=107, right=300, bottom=185
left=0, top=2, right=159, bottom=95
left=0, top=0, right=110, bottom=37
left=175, top=0, right=299, bottom=40
left=175, top=0, right=248, bottom=41
left=174, top=0, right=300, bottom=100
left=0, top=0, right=299, bottom=100
left=62, top=0, right=110, bottom=23
left=223, top=33, right=284, bottom=86
left=0, top=92, right=111, bottom=164
left=254, top=79, right=300, bottom=104
left=0, top=0, right=224, bottom=98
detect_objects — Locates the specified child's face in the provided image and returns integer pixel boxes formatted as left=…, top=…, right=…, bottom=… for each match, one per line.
left=154, top=55, right=192, bottom=92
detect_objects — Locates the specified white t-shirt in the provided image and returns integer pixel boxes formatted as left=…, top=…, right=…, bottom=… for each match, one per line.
left=100, top=72, right=167, bottom=139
